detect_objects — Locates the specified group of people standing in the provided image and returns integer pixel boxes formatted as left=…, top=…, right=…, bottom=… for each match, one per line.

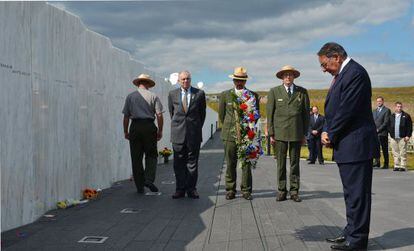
left=372, top=97, right=412, bottom=171
left=122, top=42, right=406, bottom=250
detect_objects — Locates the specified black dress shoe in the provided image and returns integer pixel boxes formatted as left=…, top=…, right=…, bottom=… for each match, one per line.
left=326, top=235, right=346, bottom=243
left=144, top=183, right=159, bottom=192
left=137, top=188, right=144, bottom=194
left=226, top=191, right=236, bottom=200
left=290, top=194, right=302, bottom=202
left=331, top=243, right=366, bottom=250
left=308, top=161, right=315, bottom=164
left=172, top=191, right=185, bottom=199
left=187, top=190, right=200, bottom=199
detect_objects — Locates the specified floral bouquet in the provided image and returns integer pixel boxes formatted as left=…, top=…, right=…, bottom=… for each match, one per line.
left=231, top=89, right=263, bottom=169
left=159, top=147, right=172, bottom=157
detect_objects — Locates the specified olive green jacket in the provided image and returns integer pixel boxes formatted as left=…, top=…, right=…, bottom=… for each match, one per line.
left=219, top=88, right=259, bottom=142
left=266, top=84, right=310, bottom=141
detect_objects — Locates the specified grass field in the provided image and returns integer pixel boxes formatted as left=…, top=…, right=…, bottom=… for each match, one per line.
left=207, top=86, right=414, bottom=117
left=299, top=146, right=413, bottom=170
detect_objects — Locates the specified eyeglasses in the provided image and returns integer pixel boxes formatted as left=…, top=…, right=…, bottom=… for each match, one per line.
left=320, top=56, right=337, bottom=69
left=181, top=78, right=191, bottom=81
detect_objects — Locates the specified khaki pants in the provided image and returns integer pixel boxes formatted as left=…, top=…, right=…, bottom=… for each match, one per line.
left=390, top=138, right=408, bottom=168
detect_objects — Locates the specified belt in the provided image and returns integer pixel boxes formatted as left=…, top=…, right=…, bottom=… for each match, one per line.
left=131, top=118, right=154, bottom=123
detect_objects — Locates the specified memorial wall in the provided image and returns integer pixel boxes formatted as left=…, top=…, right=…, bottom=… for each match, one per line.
left=0, top=2, right=218, bottom=231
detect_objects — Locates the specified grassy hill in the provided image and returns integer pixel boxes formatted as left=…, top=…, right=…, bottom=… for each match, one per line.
left=207, top=86, right=414, bottom=117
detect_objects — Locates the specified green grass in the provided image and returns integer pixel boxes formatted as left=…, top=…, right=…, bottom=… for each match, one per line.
left=300, top=146, right=413, bottom=170
left=207, top=86, right=414, bottom=117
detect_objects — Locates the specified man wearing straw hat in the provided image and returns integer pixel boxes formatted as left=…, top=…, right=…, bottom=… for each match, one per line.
left=219, top=67, right=259, bottom=200
left=267, top=65, right=310, bottom=202
left=122, top=74, right=164, bottom=194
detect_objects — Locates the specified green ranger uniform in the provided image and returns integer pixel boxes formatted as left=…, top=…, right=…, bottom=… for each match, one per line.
left=267, top=84, right=309, bottom=195
left=219, top=88, right=259, bottom=193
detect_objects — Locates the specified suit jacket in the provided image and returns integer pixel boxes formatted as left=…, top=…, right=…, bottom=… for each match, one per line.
left=372, top=106, right=391, bottom=137
left=309, top=114, right=325, bottom=139
left=266, top=84, right=310, bottom=141
left=387, top=111, right=413, bottom=139
left=323, top=59, right=379, bottom=163
left=219, top=88, right=259, bottom=142
left=168, top=86, right=206, bottom=144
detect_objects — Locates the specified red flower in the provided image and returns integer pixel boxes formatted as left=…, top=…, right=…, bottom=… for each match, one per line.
left=249, top=151, right=257, bottom=159
left=239, top=103, right=248, bottom=110
left=247, top=130, right=255, bottom=140
left=249, top=113, right=255, bottom=121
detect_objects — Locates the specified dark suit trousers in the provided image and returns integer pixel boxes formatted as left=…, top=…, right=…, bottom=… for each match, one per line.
left=307, top=138, right=313, bottom=160
left=173, top=141, right=200, bottom=193
left=338, top=160, right=373, bottom=248
left=375, top=136, right=389, bottom=167
left=309, top=136, right=324, bottom=163
left=128, top=120, right=158, bottom=191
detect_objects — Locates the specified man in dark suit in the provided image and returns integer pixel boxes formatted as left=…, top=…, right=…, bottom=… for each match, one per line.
left=318, top=42, right=380, bottom=251
left=308, top=106, right=325, bottom=165
left=372, top=96, right=391, bottom=169
left=306, top=109, right=314, bottom=161
left=168, top=71, right=206, bottom=199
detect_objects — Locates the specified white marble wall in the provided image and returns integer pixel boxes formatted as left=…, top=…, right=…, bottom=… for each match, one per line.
left=0, top=2, right=217, bottom=231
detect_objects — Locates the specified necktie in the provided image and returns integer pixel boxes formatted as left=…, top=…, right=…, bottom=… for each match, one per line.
left=287, top=87, right=292, bottom=98
left=329, top=75, right=338, bottom=91
left=182, top=89, right=188, bottom=113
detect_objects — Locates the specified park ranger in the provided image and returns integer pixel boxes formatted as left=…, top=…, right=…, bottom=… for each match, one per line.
left=266, top=65, right=310, bottom=202
left=219, top=67, right=259, bottom=201
left=122, top=74, right=164, bottom=194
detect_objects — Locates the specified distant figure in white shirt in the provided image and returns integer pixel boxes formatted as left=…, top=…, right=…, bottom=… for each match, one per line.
left=387, top=102, right=412, bottom=171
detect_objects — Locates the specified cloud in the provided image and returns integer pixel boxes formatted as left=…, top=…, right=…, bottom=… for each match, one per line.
left=51, top=0, right=413, bottom=92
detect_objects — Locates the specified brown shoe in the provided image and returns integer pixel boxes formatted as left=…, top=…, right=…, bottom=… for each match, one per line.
left=276, top=192, right=287, bottom=201
left=187, top=190, right=200, bottom=199
left=242, top=192, right=253, bottom=200
left=226, top=191, right=236, bottom=200
left=290, top=194, right=302, bottom=202
left=172, top=191, right=185, bottom=199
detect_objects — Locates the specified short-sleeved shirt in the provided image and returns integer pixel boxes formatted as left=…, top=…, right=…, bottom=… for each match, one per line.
left=122, top=87, right=164, bottom=120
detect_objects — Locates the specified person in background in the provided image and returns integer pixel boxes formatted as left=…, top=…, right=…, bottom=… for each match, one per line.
left=308, top=106, right=325, bottom=165
left=388, top=102, right=412, bottom=172
left=372, top=96, right=391, bottom=169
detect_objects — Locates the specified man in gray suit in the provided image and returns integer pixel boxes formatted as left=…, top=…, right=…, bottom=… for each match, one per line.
left=168, top=71, right=206, bottom=199
left=372, top=96, right=391, bottom=169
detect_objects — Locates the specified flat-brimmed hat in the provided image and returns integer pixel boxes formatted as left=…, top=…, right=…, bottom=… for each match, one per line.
left=132, top=74, right=156, bottom=87
left=229, top=67, right=248, bottom=80
left=276, top=65, right=300, bottom=79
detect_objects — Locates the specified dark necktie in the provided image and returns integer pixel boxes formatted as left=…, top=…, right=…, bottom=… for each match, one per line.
left=182, top=89, right=188, bottom=113
left=329, top=75, right=338, bottom=90
left=287, top=87, right=292, bottom=98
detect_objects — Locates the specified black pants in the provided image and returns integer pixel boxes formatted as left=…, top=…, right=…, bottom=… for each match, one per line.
left=309, top=136, right=324, bottom=163
left=374, top=135, right=389, bottom=167
left=338, top=160, right=373, bottom=249
left=128, top=120, right=158, bottom=191
left=173, top=141, right=200, bottom=193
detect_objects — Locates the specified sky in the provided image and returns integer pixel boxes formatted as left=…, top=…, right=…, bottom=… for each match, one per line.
left=51, top=0, right=414, bottom=93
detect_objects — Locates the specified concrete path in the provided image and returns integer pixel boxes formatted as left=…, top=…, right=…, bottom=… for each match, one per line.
left=2, top=131, right=414, bottom=250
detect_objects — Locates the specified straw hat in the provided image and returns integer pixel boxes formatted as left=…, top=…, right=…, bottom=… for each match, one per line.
left=276, top=65, right=300, bottom=79
left=229, top=67, right=248, bottom=80
left=132, top=74, right=156, bottom=87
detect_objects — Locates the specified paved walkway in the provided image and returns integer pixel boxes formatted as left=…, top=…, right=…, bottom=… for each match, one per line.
left=2, top=132, right=414, bottom=250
